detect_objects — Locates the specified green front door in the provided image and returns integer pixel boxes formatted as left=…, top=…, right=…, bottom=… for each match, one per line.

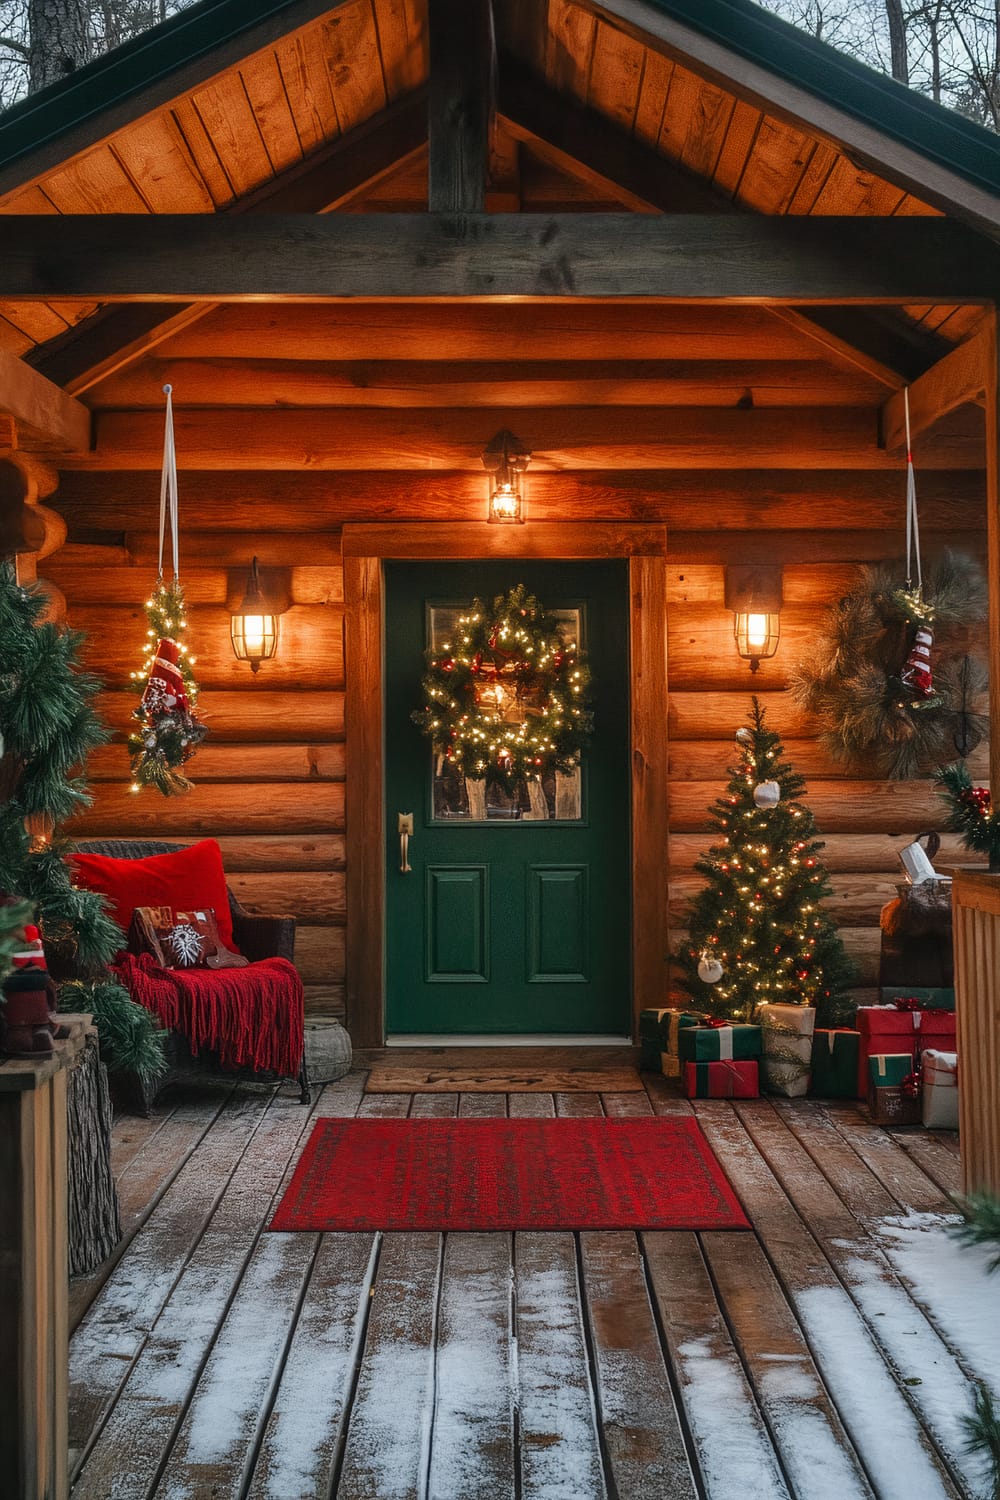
left=385, top=560, right=630, bottom=1035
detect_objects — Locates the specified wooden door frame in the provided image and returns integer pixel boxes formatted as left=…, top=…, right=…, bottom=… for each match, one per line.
left=343, top=521, right=669, bottom=1046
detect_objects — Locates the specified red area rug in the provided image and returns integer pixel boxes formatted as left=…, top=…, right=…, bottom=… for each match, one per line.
left=268, top=1116, right=749, bottom=1232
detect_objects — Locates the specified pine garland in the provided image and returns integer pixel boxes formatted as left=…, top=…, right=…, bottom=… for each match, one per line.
left=128, top=578, right=208, bottom=795
left=411, top=583, right=593, bottom=796
left=951, top=1192, right=1000, bottom=1275
left=675, top=697, right=855, bottom=1025
left=961, top=1385, right=1000, bottom=1500
left=0, top=561, right=165, bottom=1080
left=789, top=551, right=988, bottom=780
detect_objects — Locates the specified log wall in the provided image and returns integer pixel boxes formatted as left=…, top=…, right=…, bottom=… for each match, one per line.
left=47, top=460, right=988, bottom=1025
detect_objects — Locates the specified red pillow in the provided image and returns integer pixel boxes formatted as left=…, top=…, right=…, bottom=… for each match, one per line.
left=70, top=840, right=237, bottom=951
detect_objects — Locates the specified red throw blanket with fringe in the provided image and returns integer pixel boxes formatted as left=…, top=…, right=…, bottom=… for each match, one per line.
left=112, top=952, right=304, bottom=1078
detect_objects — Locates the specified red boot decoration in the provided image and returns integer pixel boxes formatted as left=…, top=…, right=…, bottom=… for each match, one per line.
left=900, top=626, right=936, bottom=701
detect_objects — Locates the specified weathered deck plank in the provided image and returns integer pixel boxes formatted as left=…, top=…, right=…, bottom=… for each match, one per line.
left=644, top=1231, right=793, bottom=1499
left=68, top=1073, right=990, bottom=1500
left=695, top=1100, right=962, bottom=1500
left=580, top=1230, right=698, bottom=1498
left=515, top=1230, right=607, bottom=1499
left=427, top=1232, right=516, bottom=1500
left=68, top=1087, right=277, bottom=1473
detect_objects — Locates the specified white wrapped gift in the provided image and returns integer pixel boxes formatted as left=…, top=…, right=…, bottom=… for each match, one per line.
left=758, top=1002, right=816, bottom=1098
left=921, top=1049, right=959, bottom=1130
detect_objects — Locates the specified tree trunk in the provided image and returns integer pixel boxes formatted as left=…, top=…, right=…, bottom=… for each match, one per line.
left=884, top=0, right=909, bottom=86
left=66, top=1031, right=121, bottom=1276
left=28, top=0, right=91, bottom=92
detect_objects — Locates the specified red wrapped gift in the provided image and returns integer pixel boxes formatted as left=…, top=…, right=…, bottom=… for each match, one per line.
left=856, top=1005, right=957, bottom=1098
left=683, top=1059, right=759, bottom=1099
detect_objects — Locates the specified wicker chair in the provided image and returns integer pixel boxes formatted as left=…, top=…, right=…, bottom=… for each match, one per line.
left=75, top=839, right=310, bottom=1110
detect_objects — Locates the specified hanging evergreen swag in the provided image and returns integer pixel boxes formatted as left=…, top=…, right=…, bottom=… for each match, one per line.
left=411, top=584, right=594, bottom=794
left=129, top=386, right=208, bottom=796
left=789, top=550, right=987, bottom=781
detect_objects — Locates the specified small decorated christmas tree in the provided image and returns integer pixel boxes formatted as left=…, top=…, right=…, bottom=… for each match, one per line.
left=0, top=562, right=165, bottom=1079
left=675, top=697, right=854, bottom=1024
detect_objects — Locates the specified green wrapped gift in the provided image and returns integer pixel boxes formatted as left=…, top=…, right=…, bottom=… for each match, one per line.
left=867, top=1053, right=914, bottom=1088
left=810, top=1029, right=861, bottom=1099
left=880, top=986, right=955, bottom=1012
left=678, top=1023, right=762, bottom=1064
left=640, top=1039, right=682, bottom=1077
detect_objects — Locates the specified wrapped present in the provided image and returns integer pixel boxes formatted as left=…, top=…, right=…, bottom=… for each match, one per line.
left=678, top=1023, right=762, bottom=1065
left=683, top=1059, right=759, bottom=1099
left=867, top=1053, right=921, bottom=1126
left=809, top=1028, right=861, bottom=1099
left=856, top=1004, right=957, bottom=1098
left=758, top=1003, right=815, bottom=1098
left=921, top=1049, right=959, bottom=1130
left=639, top=1008, right=706, bottom=1077
left=880, top=986, right=955, bottom=1012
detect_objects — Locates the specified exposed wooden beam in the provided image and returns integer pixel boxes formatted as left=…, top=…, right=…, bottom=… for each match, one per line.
left=770, top=307, right=907, bottom=390
left=27, top=96, right=429, bottom=395
left=59, top=406, right=984, bottom=471
left=4, top=215, right=998, bottom=301
left=498, top=60, right=948, bottom=384
left=87, top=357, right=886, bottom=409
left=428, top=0, right=493, bottom=212
left=881, top=319, right=991, bottom=450
left=499, top=59, right=730, bottom=214
left=52, top=466, right=986, bottom=530
left=0, top=348, right=89, bottom=450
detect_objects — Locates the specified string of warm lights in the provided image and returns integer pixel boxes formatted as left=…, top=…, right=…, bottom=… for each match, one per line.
left=412, top=584, right=593, bottom=795
left=128, top=578, right=208, bottom=796
left=680, top=697, right=853, bottom=1023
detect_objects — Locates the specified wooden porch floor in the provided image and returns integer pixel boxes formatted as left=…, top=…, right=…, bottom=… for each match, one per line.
left=67, top=1062, right=994, bottom=1500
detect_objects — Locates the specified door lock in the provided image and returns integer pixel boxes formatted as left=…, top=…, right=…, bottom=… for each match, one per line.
left=398, top=813, right=414, bottom=873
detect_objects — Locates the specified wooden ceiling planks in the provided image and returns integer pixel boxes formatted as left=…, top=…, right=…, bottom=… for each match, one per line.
left=134, top=302, right=837, bottom=363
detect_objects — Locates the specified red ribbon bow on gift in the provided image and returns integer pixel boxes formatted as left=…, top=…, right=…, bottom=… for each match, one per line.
left=901, top=1068, right=922, bottom=1100
left=893, top=998, right=922, bottom=1013
left=699, top=1018, right=728, bottom=1029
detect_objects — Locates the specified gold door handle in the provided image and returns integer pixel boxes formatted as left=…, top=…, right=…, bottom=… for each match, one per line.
left=398, top=812, right=414, bottom=873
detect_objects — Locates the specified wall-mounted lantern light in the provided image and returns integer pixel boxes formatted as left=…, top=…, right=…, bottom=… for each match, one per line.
left=725, top=564, right=782, bottom=673
left=230, top=557, right=280, bottom=674
left=483, top=429, right=530, bottom=524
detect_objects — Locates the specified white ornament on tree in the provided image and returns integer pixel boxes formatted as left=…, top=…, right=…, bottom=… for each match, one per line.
left=697, top=952, right=724, bottom=984
left=753, top=779, right=781, bottom=809
left=735, top=726, right=753, bottom=746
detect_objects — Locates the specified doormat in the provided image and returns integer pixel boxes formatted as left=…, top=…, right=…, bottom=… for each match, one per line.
left=268, top=1116, right=750, bottom=1232
left=364, top=1064, right=644, bottom=1093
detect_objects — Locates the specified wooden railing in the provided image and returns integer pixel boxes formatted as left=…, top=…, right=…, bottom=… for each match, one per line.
left=0, top=1021, right=91, bottom=1500
left=952, top=872, right=1000, bottom=1196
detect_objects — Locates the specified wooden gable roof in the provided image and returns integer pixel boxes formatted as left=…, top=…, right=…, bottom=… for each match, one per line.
left=0, top=0, right=996, bottom=467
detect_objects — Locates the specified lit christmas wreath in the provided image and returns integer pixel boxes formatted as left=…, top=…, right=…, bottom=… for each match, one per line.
left=411, top=584, right=594, bottom=794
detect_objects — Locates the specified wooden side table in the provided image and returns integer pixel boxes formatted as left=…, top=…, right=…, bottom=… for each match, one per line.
left=0, top=1016, right=92, bottom=1500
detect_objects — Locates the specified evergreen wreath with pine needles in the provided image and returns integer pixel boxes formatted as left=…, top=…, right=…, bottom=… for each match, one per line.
left=789, top=550, right=988, bottom=781
left=411, top=583, right=594, bottom=796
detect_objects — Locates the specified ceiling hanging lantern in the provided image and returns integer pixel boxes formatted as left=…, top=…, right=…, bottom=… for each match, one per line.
left=230, top=557, right=279, bottom=674
left=725, top=564, right=783, bottom=673
left=483, top=429, right=530, bottom=524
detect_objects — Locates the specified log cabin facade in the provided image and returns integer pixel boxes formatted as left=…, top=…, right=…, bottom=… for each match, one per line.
left=1, top=0, right=999, bottom=1046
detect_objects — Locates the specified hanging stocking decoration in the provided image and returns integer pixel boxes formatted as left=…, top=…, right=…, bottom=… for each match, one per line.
left=894, top=388, right=941, bottom=709
left=128, top=385, right=208, bottom=796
